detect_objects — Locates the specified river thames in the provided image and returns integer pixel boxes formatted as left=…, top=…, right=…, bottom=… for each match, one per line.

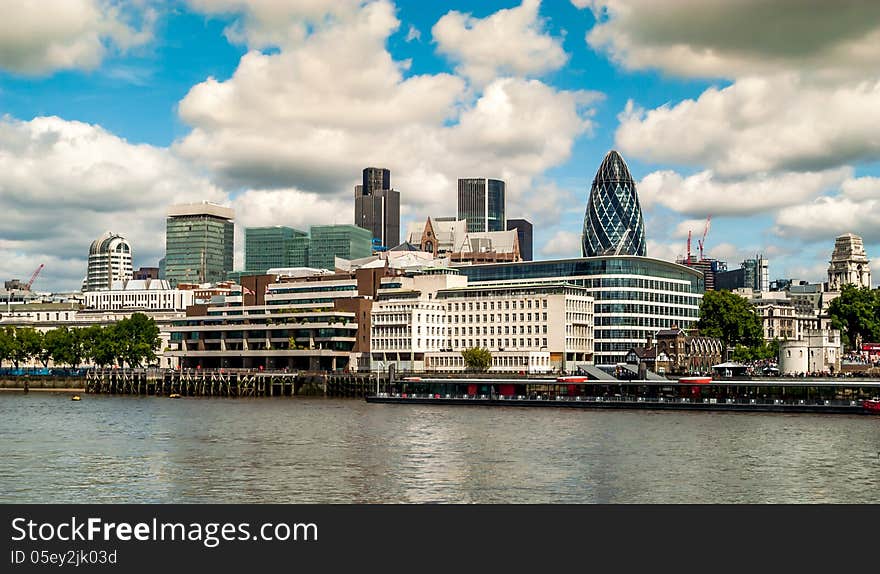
left=2, top=392, right=878, bottom=504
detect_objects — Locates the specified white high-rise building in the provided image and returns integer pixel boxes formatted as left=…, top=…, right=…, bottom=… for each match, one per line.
left=84, top=231, right=133, bottom=292
left=827, top=233, right=871, bottom=290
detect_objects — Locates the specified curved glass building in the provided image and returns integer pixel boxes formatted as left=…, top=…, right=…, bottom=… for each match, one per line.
left=582, top=150, right=646, bottom=257
left=457, top=256, right=704, bottom=365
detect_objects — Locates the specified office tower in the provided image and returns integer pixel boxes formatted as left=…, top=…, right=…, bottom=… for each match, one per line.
left=244, top=226, right=308, bottom=273
left=582, top=150, right=646, bottom=257
left=85, top=231, right=133, bottom=291
left=309, top=225, right=373, bottom=270
left=165, top=202, right=234, bottom=287
left=354, top=167, right=400, bottom=249
left=458, top=178, right=506, bottom=233
left=506, top=219, right=533, bottom=261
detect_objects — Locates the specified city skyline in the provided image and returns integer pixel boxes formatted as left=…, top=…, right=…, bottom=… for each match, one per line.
left=1, top=1, right=879, bottom=291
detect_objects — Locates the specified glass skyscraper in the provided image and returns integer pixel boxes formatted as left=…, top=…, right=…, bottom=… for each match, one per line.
left=582, top=150, right=646, bottom=257
left=458, top=178, right=505, bottom=233
left=308, top=225, right=373, bottom=271
left=354, top=167, right=400, bottom=249
left=244, top=226, right=308, bottom=273
left=165, top=202, right=234, bottom=287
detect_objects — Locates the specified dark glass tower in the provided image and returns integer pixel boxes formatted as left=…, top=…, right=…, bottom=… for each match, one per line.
left=582, top=150, right=646, bottom=257
left=354, top=167, right=399, bottom=249
left=506, top=218, right=533, bottom=261
left=458, top=178, right=505, bottom=232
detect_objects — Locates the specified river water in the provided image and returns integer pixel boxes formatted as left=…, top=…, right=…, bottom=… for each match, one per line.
left=1, top=392, right=878, bottom=503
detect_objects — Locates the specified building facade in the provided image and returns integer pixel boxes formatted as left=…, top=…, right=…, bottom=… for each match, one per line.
left=84, top=231, right=133, bottom=292
left=827, top=233, right=871, bottom=290
left=455, top=256, right=703, bottom=366
left=165, top=202, right=235, bottom=287
left=458, top=178, right=506, bottom=233
left=582, top=150, right=647, bottom=257
left=506, top=218, right=533, bottom=261
left=369, top=271, right=594, bottom=373
left=779, top=330, right=842, bottom=375
left=354, top=167, right=400, bottom=249
left=166, top=268, right=394, bottom=371
left=84, top=279, right=194, bottom=311
left=244, top=226, right=308, bottom=274
left=308, top=225, right=373, bottom=271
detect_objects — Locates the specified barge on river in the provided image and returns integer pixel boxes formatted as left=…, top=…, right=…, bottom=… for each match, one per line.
left=365, top=377, right=880, bottom=415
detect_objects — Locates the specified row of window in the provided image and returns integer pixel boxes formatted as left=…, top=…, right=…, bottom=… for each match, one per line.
left=449, top=299, right=548, bottom=312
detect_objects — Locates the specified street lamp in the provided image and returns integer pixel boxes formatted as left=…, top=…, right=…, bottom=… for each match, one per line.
left=375, top=360, right=384, bottom=396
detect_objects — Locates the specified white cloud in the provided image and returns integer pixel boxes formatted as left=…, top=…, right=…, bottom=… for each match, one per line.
left=433, top=0, right=567, bottom=85
left=637, top=168, right=852, bottom=217
left=540, top=230, right=581, bottom=258
left=578, top=0, right=880, bottom=80
left=405, top=24, right=420, bottom=43
left=0, top=0, right=156, bottom=74
left=774, top=176, right=880, bottom=243
left=0, top=116, right=225, bottom=291
left=176, top=1, right=599, bottom=231
left=616, top=76, right=880, bottom=176
left=185, top=0, right=361, bottom=48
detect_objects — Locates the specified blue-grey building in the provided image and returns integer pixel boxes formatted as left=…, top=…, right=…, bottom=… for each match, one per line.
left=582, top=150, right=647, bottom=257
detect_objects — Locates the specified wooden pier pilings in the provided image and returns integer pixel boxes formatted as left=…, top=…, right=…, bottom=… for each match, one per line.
left=84, top=369, right=381, bottom=398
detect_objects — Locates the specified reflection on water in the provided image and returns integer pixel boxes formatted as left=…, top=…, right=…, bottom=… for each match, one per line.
left=1, top=393, right=878, bottom=503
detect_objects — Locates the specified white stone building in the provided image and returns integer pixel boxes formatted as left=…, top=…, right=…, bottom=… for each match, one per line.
left=84, top=279, right=194, bottom=311
left=779, top=330, right=842, bottom=375
left=84, top=231, right=133, bottom=292
left=827, top=233, right=871, bottom=290
left=370, top=270, right=594, bottom=373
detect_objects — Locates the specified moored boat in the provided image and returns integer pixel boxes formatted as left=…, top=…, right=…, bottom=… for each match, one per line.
left=864, top=398, right=880, bottom=414
left=557, top=376, right=590, bottom=383
left=678, top=376, right=712, bottom=384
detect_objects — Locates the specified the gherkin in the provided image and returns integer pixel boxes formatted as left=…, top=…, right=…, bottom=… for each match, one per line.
left=582, top=150, right=646, bottom=257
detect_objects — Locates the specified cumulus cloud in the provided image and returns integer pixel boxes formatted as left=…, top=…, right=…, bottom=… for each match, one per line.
left=577, top=0, right=880, bottom=79
left=0, top=0, right=156, bottom=75
left=185, top=0, right=361, bottom=48
left=433, top=0, right=568, bottom=85
left=540, top=230, right=581, bottom=258
left=0, top=116, right=225, bottom=290
left=176, top=0, right=599, bottom=230
left=774, top=176, right=880, bottom=243
left=637, top=168, right=851, bottom=217
left=616, top=76, right=880, bottom=176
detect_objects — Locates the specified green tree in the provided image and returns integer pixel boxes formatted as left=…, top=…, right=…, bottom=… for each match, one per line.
left=115, top=313, right=161, bottom=368
left=34, top=329, right=52, bottom=368
left=85, top=325, right=118, bottom=367
left=44, top=327, right=74, bottom=367
left=11, top=327, right=42, bottom=368
left=0, top=327, right=14, bottom=368
left=68, top=328, right=89, bottom=368
left=461, top=347, right=492, bottom=372
left=697, top=290, right=763, bottom=359
left=827, top=285, right=880, bottom=350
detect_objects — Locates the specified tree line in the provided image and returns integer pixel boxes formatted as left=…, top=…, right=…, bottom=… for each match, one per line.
left=0, top=313, right=161, bottom=369
left=698, top=286, right=879, bottom=360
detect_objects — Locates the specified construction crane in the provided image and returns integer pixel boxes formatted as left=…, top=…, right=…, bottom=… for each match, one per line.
left=26, top=264, right=44, bottom=290
left=697, top=215, right=712, bottom=261
left=686, top=230, right=692, bottom=263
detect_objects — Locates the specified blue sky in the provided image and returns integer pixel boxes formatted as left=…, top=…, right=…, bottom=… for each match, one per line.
left=1, top=0, right=879, bottom=291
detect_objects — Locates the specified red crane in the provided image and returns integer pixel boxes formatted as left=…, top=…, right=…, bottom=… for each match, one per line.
left=697, top=216, right=712, bottom=261
left=26, top=264, right=44, bottom=290
left=686, top=230, right=692, bottom=264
